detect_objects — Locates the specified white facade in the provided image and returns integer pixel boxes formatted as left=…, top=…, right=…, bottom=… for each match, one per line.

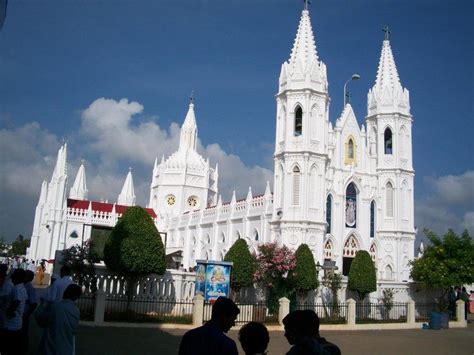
left=28, top=9, right=415, bottom=286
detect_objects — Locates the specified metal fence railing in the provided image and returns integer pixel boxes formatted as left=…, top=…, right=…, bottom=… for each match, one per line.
left=76, top=293, right=95, bottom=321
left=355, top=302, right=407, bottom=323
left=295, top=303, right=348, bottom=324
left=104, top=295, right=193, bottom=323
left=203, top=301, right=279, bottom=325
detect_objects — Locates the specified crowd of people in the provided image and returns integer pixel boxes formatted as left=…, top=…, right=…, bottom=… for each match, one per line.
left=0, top=264, right=82, bottom=355
left=179, top=296, right=341, bottom=355
left=1, top=256, right=48, bottom=285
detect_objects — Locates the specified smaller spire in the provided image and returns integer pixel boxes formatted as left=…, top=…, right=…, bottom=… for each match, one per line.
left=230, top=191, right=237, bottom=205
left=264, top=181, right=271, bottom=197
left=117, top=168, right=136, bottom=206
left=153, top=157, right=158, bottom=169
left=217, top=194, right=222, bottom=207
left=246, top=186, right=253, bottom=201
left=179, top=99, right=198, bottom=152
left=39, top=180, right=48, bottom=204
left=69, top=161, right=88, bottom=200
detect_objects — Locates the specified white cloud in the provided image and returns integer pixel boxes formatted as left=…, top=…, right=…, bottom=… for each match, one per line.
left=415, top=171, right=474, bottom=237
left=0, top=98, right=273, bottom=241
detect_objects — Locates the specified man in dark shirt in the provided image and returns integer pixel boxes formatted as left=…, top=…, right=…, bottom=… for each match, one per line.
left=179, top=297, right=240, bottom=355
left=302, top=310, right=341, bottom=355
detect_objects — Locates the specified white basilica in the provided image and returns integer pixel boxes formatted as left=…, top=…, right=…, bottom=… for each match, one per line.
left=28, top=8, right=415, bottom=285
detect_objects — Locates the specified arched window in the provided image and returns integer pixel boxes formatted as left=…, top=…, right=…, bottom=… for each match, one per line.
left=401, top=181, right=408, bottom=220
left=235, top=230, right=241, bottom=241
left=254, top=229, right=259, bottom=241
left=324, top=240, right=333, bottom=260
left=294, top=106, right=303, bottom=136
left=219, top=232, right=226, bottom=243
left=326, top=195, right=332, bottom=234
left=292, top=166, right=301, bottom=205
left=310, top=165, right=317, bottom=207
left=345, top=183, right=357, bottom=228
left=384, top=128, right=393, bottom=154
left=192, top=236, right=196, bottom=245
left=370, top=243, right=377, bottom=263
left=385, top=265, right=393, bottom=280
left=370, top=201, right=376, bottom=238
left=206, top=234, right=211, bottom=244
left=386, top=182, right=394, bottom=217
left=348, top=139, right=354, bottom=159
left=345, top=136, right=357, bottom=165
left=342, top=235, right=359, bottom=276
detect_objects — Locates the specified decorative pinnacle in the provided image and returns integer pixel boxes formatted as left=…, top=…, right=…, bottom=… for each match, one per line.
left=304, top=0, right=311, bottom=11
left=383, top=25, right=391, bottom=41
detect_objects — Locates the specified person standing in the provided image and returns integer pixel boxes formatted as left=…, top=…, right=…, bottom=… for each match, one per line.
left=0, top=264, right=14, bottom=329
left=47, top=265, right=73, bottom=302
left=20, top=270, right=38, bottom=354
left=179, top=297, right=240, bottom=355
left=0, top=269, right=28, bottom=355
left=36, top=284, right=82, bottom=355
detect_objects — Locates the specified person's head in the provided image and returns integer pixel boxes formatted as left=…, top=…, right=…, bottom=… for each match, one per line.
left=239, top=322, right=269, bottom=355
left=211, top=297, right=240, bottom=332
left=25, top=270, right=35, bottom=283
left=11, top=269, right=26, bottom=285
left=63, top=284, right=82, bottom=302
left=462, top=287, right=466, bottom=292
left=60, top=265, right=71, bottom=278
left=283, top=310, right=320, bottom=345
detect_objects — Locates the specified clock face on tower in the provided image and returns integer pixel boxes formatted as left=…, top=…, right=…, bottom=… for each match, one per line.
left=166, top=195, right=176, bottom=206
left=187, top=196, right=198, bottom=207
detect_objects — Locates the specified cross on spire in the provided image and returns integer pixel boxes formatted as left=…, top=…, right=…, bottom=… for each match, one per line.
left=303, top=0, right=311, bottom=11
left=383, top=25, right=391, bottom=41
left=189, top=90, right=195, bottom=104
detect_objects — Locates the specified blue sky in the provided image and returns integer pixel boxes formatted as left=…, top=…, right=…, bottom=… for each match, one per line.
left=1, top=0, right=473, bottom=242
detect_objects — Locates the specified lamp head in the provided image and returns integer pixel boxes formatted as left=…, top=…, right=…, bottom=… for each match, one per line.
left=352, top=74, right=361, bottom=81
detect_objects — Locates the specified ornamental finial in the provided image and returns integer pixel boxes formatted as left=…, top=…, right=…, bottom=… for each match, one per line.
left=189, top=90, right=195, bottom=104
left=383, top=25, right=391, bottom=41
left=303, top=0, right=311, bottom=11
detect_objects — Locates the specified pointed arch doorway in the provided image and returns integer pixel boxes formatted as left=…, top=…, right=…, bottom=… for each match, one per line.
left=342, top=235, right=359, bottom=276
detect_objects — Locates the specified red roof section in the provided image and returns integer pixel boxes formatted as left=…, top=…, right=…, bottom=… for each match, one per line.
left=67, top=199, right=157, bottom=218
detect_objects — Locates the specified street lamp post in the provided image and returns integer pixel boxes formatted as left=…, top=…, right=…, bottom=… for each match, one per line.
left=343, top=74, right=361, bottom=107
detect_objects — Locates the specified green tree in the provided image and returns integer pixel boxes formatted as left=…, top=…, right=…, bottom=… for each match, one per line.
left=290, top=244, right=319, bottom=303
left=348, top=250, right=377, bottom=301
left=104, top=206, right=166, bottom=308
left=11, top=234, right=30, bottom=256
left=224, top=238, right=256, bottom=300
left=0, top=237, right=8, bottom=256
left=410, top=229, right=474, bottom=312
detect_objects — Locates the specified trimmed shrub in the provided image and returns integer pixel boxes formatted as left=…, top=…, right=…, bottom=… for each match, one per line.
left=224, top=239, right=256, bottom=296
left=348, top=250, right=376, bottom=301
left=290, top=244, right=319, bottom=301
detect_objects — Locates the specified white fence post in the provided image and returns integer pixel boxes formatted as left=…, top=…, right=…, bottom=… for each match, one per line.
left=278, top=297, right=290, bottom=325
left=192, top=294, right=204, bottom=326
left=94, top=289, right=106, bottom=323
left=347, top=298, right=356, bottom=326
left=455, top=299, right=467, bottom=326
left=407, top=300, right=415, bottom=324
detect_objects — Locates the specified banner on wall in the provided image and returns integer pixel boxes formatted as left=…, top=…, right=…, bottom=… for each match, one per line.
left=195, top=260, right=233, bottom=302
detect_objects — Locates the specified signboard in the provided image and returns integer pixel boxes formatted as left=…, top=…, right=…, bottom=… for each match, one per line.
left=195, top=260, right=233, bottom=302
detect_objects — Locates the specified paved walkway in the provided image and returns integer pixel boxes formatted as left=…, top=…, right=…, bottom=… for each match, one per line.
left=27, top=319, right=473, bottom=355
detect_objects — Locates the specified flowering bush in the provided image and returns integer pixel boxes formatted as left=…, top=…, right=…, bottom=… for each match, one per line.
left=254, top=243, right=296, bottom=312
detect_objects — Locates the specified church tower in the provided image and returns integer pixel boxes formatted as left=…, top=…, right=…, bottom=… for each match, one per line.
left=366, top=31, right=415, bottom=281
left=272, top=8, right=330, bottom=255
left=149, top=100, right=218, bottom=220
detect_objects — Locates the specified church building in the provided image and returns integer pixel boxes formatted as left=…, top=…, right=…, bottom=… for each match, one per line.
left=27, top=8, right=415, bottom=287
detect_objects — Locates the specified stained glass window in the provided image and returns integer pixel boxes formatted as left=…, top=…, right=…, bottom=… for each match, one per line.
left=370, top=200, right=375, bottom=238
left=326, top=194, right=332, bottom=233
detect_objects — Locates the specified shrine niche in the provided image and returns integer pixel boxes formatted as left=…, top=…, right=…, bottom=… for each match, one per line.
left=345, top=183, right=357, bottom=228
left=324, top=240, right=334, bottom=260
left=370, top=243, right=377, bottom=263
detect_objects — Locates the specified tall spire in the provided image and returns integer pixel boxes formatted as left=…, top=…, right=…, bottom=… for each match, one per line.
left=374, top=39, right=402, bottom=93
left=279, top=9, right=326, bottom=93
left=179, top=99, right=198, bottom=152
left=117, top=168, right=136, bottom=206
left=69, top=161, right=88, bottom=200
left=288, top=9, right=319, bottom=72
left=52, top=143, right=68, bottom=181
left=367, top=33, right=410, bottom=116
